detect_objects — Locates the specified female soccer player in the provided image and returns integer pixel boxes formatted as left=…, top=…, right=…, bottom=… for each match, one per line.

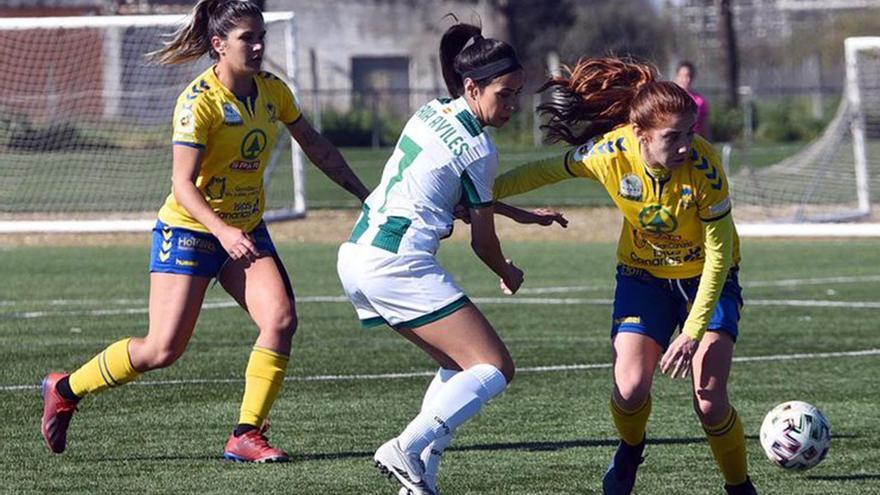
left=493, top=58, right=758, bottom=495
left=336, top=22, right=563, bottom=495
left=40, top=0, right=369, bottom=463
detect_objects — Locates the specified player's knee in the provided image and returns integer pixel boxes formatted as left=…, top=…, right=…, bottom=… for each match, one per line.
left=260, top=305, right=297, bottom=338
left=616, top=378, right=651, bottom=406
left=144, top=345, right=184, bottom=370
left=498, top=359, right=516, bottom=384
left=693, top=389, right=729, bottom=424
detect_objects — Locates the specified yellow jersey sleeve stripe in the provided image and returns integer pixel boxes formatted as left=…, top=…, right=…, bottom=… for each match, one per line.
left=701, top=209, right=731, bottom=223
left=172, top=141, right=205, bottom=149
left=563, top=150, right=577, bottom=177
left=284, top=113, right=303, bottom=126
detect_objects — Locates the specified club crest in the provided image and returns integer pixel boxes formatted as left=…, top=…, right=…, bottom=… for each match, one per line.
left=223, top=103, right=243, bottom=125
left=619, top=174, right=643, bottom=201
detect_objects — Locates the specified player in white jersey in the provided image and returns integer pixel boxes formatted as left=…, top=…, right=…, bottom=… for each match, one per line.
left=337, top=21, right=564, bottom=495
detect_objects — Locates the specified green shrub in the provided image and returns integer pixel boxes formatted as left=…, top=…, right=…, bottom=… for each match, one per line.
left=754, top=97, right=827, bottom=143
left=318, top=107, right=404, bottom=147
left=709, top=104, right=745, bottom=142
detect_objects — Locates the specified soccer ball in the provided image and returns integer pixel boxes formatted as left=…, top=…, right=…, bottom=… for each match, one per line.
left=759, top=400, right=831, bottom=471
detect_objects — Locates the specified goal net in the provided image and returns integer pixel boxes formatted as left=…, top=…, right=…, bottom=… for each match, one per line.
left=0, top=12, right=305, bottom=233
left=730, top=37, right=880, bottom=237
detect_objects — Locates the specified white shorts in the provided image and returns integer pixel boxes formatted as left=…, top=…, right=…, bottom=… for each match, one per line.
left=336, top=242, right=469, bottom=329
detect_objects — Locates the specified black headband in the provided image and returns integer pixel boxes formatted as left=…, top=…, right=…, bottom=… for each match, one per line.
left=461, top=57, right=522, bottom=82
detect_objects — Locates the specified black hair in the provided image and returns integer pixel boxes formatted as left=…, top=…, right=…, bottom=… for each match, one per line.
left=677, top=61, right=696, bottom=77
left=439, top=20, right=521, bottom=98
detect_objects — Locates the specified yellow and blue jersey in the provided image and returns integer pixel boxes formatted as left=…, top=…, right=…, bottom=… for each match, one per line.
left=158, top=66, right=302, bottom=233
left=494, top=124, right=740, bottom=280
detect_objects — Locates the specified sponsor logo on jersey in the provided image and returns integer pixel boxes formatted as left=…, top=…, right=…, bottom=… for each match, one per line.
left=223, top=103, right=243, bottom=125
left=204, top=176, right=226, bottom=200
left=230, top=160, right=261, bottom=172
left=684, top=246, right=703, bottom=262
left=638, top=204, right=678, bottom=234
left=218, top=198, right=261, bottom=220
left=240, top=129, right=267, bottom=160
left=619, top=174, right=643, bottom=201
left=633, top=229, right=694, bottom=250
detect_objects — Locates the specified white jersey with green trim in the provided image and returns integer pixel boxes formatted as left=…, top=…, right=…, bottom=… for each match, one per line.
left=349, top=96, right=497, bottom=255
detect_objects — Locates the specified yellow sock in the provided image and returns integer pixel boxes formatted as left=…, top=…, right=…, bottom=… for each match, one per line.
left=69, top=338, right=141, bottom=397
left=610, top=395, right=651, bottom=446
left=703, top=406, right=749, bottom=485
left=238, top=346, right=290, bottom=427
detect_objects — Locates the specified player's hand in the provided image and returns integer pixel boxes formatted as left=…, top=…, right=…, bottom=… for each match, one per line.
left=454, top=204, right=471, bottom=224
left=218, top=226, right=261, bottom=261
left=660, top=333, right=699, bottom=379
left=527, top=208, right=568, bottom=228
left=500, top=260, right=523, bottom=295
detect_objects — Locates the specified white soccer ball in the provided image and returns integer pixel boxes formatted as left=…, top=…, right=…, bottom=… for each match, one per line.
left=759, top=400, right=831, bottom=471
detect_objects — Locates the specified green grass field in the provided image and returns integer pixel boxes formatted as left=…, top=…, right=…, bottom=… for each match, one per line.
left=1, top=238, right=879, bottom=494
left=0, top=139, right=815, bottom=213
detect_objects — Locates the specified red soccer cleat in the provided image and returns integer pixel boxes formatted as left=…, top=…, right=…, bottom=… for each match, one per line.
left=41, top=372, right=78, bottom=454
left=223, top=423, right=289, bottom=463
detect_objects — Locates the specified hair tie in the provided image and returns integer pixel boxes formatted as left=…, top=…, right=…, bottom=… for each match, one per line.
left=461, top=57, right=522, bottom=81
left=462, top=33, right=483, bottom=51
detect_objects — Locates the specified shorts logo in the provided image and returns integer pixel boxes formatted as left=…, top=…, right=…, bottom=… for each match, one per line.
left=619, top=174, right=643, bottom=201
left=204, top=176, right=226, bottom=200
left=614, top=316, right=642, bottom=325
left=241, top=129, right=267, bottom=160
left=638, top=204, right=677, bottom=234
left=175, top=258, right=199, bottom=267
left=158, top=227, right=173, bottom=262
left=223, top=103, right=243, bottom=125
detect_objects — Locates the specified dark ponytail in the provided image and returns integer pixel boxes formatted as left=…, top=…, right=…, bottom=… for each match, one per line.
left=148, top=0, right=263, bottom=65
left=439, top=20, right=520, bottom=98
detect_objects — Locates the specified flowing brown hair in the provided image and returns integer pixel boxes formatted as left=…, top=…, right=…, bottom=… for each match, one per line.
left=538, top=57, right=697, bottom=145
left=147, top=0, right=263, bottom=65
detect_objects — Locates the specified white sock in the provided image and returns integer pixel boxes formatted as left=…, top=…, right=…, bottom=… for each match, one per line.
left=419, top=368, right=458, bottom=482
left=422, top=368, right=458, bottom=408
left=422, top=430, right=453, bottom=484
left=397, top=364, right=507, bottom=455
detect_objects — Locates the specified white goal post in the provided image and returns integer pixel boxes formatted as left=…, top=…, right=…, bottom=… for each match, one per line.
left=0, top=12, right=305, bottom=233
left=731, top=36, right=880, bottom=237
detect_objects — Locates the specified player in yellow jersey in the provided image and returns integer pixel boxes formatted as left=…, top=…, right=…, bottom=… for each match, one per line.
left=493, top=58, right=757, bottom=495
left=40, top=0, right=369, bottom=463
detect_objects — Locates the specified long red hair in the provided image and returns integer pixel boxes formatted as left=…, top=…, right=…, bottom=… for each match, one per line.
left=538, top=57, right=697, bottom=145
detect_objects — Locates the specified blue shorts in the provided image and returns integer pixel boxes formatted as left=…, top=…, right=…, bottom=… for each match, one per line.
left=149, top=220, right=278, bottom=278
left=611, top=264, right=743, bottom=349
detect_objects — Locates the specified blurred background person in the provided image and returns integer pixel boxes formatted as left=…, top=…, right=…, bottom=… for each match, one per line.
left=675, top=61, right=711, bottom=139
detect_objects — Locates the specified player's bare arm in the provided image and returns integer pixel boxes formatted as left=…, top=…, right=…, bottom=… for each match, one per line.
left=287, top=117, right=370, bottom=202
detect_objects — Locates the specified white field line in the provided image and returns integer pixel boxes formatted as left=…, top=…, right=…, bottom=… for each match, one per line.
left=3, top=274, right=877, bottom=310
left=5, top=295, right=880, bottom=320
left=0, top=296, right=880, bottom=320
left=2, top=348, right=878, bottom=392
